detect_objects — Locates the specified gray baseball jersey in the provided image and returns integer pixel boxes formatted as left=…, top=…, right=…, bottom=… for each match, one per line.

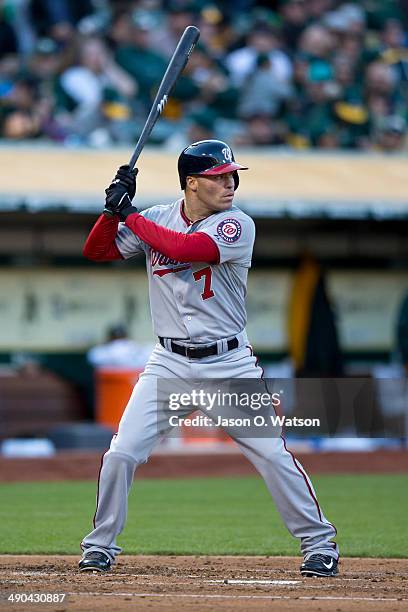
left=115, top=199, right=256, bottom=343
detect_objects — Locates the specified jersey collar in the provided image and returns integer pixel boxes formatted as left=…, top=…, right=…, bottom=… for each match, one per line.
left=180, top=199, right=223, bottom=227
left=180, top=200, right=193, bottom=226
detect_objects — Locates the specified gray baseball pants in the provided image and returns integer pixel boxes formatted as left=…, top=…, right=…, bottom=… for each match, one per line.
left=81, top=343, right=338, bottom=562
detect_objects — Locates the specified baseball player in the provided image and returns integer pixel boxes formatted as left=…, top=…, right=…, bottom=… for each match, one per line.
left=79, top=140, right=339, bottom=577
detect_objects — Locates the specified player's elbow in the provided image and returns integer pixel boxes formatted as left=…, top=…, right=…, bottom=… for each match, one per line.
left=83, top=243, right=96, bottom=260
left=82, top=243, right=104, bottom=261
left=83, top=241, right=123, bottom=261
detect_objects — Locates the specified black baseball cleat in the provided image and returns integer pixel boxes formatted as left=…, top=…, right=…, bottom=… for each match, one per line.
left=300, top=554, right=339, bottom=577
left=78, top=551, right=111, bottom=572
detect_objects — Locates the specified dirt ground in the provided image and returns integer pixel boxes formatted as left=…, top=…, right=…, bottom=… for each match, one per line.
left=1, top=450, right=408, bottom=482
left=1, top=555, right=407, bottom=612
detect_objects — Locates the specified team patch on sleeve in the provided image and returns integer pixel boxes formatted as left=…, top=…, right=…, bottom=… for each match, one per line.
left=216, top=218, right=242, bottom=243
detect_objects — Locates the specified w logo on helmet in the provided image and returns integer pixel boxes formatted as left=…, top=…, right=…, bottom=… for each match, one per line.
left=222, top=147, right=232, bottom=162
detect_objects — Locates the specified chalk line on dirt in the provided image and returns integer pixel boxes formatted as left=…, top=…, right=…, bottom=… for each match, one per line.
left=63, top=592, right=407, bottom=602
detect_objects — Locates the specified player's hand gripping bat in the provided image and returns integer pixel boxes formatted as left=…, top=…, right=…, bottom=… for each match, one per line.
left=104, top=25, right=200, bottom=219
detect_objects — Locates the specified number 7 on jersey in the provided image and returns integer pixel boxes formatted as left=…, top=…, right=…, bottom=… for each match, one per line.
left=193, top=266, right=215, bottom=300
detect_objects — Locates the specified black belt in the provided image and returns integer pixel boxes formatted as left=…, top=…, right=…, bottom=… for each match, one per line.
left=159, top=336, right=239, bottom=359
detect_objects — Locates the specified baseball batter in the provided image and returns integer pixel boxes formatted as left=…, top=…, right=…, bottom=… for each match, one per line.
left=79, top=140, right=339, bottom=577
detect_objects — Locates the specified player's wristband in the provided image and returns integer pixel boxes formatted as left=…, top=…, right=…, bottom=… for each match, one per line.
left=118, top=205, right=138, bottom=221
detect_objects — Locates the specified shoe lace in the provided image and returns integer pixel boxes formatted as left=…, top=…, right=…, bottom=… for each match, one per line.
left=309, top=554, right=334, bottom=563
left=86, top=551, right=108, bottom=561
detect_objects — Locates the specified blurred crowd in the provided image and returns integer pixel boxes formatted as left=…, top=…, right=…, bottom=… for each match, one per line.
left=0, top=0, right=407, bottom=151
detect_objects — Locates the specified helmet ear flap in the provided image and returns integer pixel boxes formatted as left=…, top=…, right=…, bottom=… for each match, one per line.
left=233, top=171, right=239, bottom=190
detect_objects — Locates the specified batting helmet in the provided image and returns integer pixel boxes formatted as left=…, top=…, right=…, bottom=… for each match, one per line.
left=178, top=140, right=248, bottom=191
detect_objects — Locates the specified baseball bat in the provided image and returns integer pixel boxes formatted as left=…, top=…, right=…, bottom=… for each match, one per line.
left=128, top=25, right=200, bottom=169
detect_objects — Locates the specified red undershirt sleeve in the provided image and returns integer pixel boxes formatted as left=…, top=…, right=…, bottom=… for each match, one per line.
left=125, top=212, right=220, bottom=264
left=83, top=214, right=123, bottom=261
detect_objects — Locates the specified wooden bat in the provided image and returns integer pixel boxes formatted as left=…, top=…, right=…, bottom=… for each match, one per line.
left=129, top=25, right=200, bottom=169
left=103, top=25, right=200, bottom=217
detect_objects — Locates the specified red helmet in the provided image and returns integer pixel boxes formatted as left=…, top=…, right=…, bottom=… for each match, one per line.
left=178, top=139, right=248, bottom=190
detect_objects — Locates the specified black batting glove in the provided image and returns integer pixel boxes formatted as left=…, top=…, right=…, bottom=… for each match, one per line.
left=103, top=165, right=139, bottom=220
left=104, top=186, right=137, bottom=219
left=115, top=164, right=137, bottom=200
